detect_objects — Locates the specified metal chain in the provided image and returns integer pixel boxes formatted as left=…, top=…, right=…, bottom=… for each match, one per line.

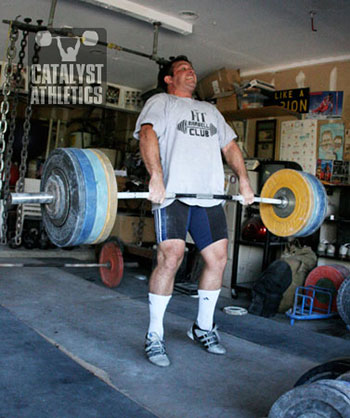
left=1, top=29, right=28, bottom=245
left=0, top=24, right=19, bottom=244
left=13, top=28, right=41, bottom=246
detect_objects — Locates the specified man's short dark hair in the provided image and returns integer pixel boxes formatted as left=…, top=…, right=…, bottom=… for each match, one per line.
left=157, top=55, right=192, bottom=92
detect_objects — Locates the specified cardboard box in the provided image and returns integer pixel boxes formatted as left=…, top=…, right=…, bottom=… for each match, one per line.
left=109, top=214, right=155, bottom=243
left=116, top=176, right=127, bottom=191
left=97, top=148, right=116, bottom=167
left=196, top=68, right=240, bottom=100
left=216, top=93, right=238, bottom=113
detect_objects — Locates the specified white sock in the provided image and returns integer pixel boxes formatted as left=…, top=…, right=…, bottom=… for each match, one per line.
left=196, top=289, right=221, bottom=331
left=148, top=293, right=171, bottom=340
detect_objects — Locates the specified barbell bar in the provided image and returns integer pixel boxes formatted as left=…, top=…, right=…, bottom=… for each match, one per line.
left=9, top=192, right=284, bottom=206
left=0, top=262, right=109, bottom=268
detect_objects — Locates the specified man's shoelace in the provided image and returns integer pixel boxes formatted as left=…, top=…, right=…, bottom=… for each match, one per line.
left=146, top=339, right=166, bottom=356
left=196, top=330, right=219, bottom=347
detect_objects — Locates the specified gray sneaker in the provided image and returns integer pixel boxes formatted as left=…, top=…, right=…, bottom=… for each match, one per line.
left=187, top=323, right=226, bottom=355
left=145, top=332, right=170, bottom=367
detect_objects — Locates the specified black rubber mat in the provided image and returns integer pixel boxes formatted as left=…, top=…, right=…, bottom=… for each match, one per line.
left=44, top=261, right=350, bottom=363
left=0, top=306, right=156, bottom=418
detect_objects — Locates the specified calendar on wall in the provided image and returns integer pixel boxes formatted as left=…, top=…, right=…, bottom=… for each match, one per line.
left=280, top=120, right=317, bottom=174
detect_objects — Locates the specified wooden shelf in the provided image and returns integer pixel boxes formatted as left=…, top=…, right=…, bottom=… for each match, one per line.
left=318, top=254, right=350, bottom=262
left=321, top=181, right=350, bottom=187
left=222, top=105, right=300, bottom=121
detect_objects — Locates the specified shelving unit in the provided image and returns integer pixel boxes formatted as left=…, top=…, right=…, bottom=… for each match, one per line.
left=222, top=105, right=299, bottom=295
left=309, top=181, right=350, bottom=269
left=317, top=215, right=350, bottom=263
left=222, top=105, right=300, bottom=121
left=231, top=203, right=287, bottom=292
left=321, top=181, right=350, bottom=187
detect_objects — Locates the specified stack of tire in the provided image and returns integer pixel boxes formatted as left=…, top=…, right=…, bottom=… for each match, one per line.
left=269, top=358, right=350, bottom=417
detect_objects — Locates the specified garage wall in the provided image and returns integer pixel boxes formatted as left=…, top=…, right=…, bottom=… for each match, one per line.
left=241, top=60, right=350, bottom=158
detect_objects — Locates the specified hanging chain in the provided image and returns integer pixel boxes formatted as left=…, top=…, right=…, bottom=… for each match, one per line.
left=0, top=24, right=19, bottom=244
left=135, top=176, right=149, bottom=245
left=13, top=23, right=41, bottom=246
left=1, top=29, right=28, bottom=245
left=135, top=199, right=146, bottom=246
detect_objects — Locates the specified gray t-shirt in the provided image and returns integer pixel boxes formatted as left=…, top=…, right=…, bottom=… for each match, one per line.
left=133, top=93, right=236, bottom=209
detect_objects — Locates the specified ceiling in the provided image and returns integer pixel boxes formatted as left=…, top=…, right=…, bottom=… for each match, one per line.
left=1, top=0, right=350, bottom=92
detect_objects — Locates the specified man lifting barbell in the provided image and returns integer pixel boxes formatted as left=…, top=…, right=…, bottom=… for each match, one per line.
left=133, top=56, right=255, bottom=367
left=4, top=44, right=327, bottom=366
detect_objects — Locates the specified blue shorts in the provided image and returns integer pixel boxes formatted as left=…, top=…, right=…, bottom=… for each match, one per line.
left=153, top=200, right=228, bottom=251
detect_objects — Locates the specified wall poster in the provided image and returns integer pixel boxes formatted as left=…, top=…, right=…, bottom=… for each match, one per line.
left=306, top=91, right=343, bottom=120
left=343, top=127, right=350, bottom=161
left=280, top=120, right=317, bottom=174
left=318, top=123, right=344, bottom=160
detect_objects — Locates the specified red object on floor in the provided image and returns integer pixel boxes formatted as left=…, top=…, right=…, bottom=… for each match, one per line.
left=305, top=265, right=349, bottom=312
left=99, top=241, right=124, bottom=288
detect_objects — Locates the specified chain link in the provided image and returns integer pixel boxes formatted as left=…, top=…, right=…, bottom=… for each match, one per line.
left=135, top=177, right=149, bottom=246
left=0, top=25, right=19, bottom=244
left=135, top=200, right=146, bottom=246
left=1, top=28, right=28, bottom=244
left=13, top=32, right=41, bottom=246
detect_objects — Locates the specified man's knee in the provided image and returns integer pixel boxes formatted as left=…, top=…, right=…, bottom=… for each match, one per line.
left=157, top=240, right=185, bottom=272
left=208, top=251, right=227, bottom=272
left=201, top=240, right=228, bottom=272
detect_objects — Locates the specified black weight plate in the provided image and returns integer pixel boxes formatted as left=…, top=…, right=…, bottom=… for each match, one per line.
left=269, top=379, right=350, bottom=418
left=41, top=149, right=86, bottom=247
left=22, top=227, right=39, bottom=249
left=337, top=277, right=350, bottom=326
left=294, top=358, right=350, bottom=387
left=337, top=372, right=350, bottom=383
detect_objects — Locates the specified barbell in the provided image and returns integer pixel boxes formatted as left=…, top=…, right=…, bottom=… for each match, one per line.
left=6, top=148, right=328, bottom=248
left=0, top=240, right=124, bottom=288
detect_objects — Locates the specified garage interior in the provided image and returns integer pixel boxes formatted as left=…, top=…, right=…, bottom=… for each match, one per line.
left=1, top=1, right=350, bottom=417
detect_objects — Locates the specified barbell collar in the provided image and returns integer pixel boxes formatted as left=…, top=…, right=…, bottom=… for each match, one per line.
left=253, top=196, right=286, bottom=206
left=9, top=192, right=284, bottom=206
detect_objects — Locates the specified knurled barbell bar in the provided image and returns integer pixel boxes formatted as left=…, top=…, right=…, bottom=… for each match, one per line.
left=5, top=148, right=328, bottom=248
left=9, top=191, right=283, bottom=205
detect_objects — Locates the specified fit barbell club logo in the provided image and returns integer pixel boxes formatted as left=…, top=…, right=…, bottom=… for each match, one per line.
left=177, top=110, right=218, bottom=137
left=28, top=28, right=106, bottom=105
left=177, top=120, right=218, bottom=137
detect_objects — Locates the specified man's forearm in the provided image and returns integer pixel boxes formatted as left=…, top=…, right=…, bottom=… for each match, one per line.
left=222, top=140, right=255, bottom=204
left=222, top=140, right=249, bottom=182
left=139, top=125, right=163, bottom=179
left=139, top=124, right=166, bottom=203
